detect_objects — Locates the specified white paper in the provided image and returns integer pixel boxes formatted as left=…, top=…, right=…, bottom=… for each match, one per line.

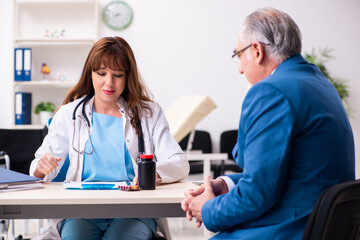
left=0, top=182, right=43, bottom=192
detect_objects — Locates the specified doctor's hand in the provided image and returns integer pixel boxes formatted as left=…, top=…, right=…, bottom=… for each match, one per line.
left=182, top=176, right=216, bottom=227
left=34, top=152, right=61, bottom=178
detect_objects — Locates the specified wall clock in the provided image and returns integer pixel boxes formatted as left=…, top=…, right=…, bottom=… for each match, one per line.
left=102, top=1, right=133, bottom=30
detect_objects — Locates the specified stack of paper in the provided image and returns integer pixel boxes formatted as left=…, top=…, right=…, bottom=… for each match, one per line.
left=165, top=95, right=217, bottom=142
left=0, top=167, right=43, bottom=192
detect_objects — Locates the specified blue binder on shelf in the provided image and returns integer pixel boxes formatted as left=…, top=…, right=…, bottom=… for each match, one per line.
left=14, top=48, right=23, bottom=81
left=15, top=92, right=32, bottom=125
left=14, top=48, right=32, bottom=81
left=23, top=48, right=32, bottom=81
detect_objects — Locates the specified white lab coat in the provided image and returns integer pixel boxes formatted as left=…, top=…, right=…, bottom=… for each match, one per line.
left=30, top=96, right=189, bottom=240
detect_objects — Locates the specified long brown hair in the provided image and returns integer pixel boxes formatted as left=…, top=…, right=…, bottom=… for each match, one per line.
left=63, top=36, right=153, bottom=131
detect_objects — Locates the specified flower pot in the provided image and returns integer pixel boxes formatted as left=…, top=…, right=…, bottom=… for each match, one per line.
left=39, top=111, right=53, bottom=126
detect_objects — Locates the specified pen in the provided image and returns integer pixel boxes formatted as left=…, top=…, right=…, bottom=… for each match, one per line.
left=81, top=184, right=116, bottom=190
left=48, top=144, right=59, bottom=174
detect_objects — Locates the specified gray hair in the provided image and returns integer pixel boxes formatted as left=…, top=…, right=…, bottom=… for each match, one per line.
left=241, top=7, right=302, bottom=63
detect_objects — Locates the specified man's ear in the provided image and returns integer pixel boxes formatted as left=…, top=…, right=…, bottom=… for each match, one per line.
left=252, top=41, right=265, bottom=64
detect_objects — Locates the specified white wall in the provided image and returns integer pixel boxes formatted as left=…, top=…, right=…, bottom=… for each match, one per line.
left=1, top=0, right=360, bottom=175
left=0, top=0, right=14, bottom=128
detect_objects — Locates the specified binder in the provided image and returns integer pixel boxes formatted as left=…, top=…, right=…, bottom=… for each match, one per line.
left=14, top=48, right=23, bottom=81
left=0, top=167, right=43, bottom=192
left=23, top=48, right=32, bottom=81
left=14, top=48, right=32, bottom=81
left=15, top=92, right=32, bottom=125
left=0, top=167, right=42, bottom=185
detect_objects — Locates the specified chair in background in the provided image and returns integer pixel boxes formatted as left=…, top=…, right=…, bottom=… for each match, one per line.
left=213, top=130, right=242, bottom=178
left=0, top=151, right=10, bottom=170
left=302, top=179, right=360, bottom=240
left=0, top=127, right=48, bottom=239
left=0, top=152, right=14, bottom=240
left=0, top=128, right=48, bottom=174
left=179, top=130, right=222, bottom=177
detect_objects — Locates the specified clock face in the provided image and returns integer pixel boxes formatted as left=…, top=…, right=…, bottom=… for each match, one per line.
left=102, top=1, right=133, bottom=30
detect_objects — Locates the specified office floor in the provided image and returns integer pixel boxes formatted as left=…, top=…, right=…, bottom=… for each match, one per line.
left=10, top=173, right=221, bottom=240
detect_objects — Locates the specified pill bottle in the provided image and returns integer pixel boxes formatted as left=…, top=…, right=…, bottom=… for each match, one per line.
left=138, top=154, right=156, bottom=190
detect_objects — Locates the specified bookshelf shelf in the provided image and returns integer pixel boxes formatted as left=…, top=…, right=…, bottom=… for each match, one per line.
left=14, top=81, right=76, bottom=88
left=15, top=39, right=95, bottom=45
left=13, top=0, right=98, bottom=127
left=13, top=124, right=45, bottom=130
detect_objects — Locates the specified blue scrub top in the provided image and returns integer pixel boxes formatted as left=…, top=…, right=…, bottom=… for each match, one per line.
left=82, top=111, right=135, bottom=182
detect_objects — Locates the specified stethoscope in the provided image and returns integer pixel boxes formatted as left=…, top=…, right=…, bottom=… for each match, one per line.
left=71, top=95, right=145, bottom=160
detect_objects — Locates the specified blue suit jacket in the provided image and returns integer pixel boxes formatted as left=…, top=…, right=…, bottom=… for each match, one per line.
left=202, top=54, right=355, bottom=240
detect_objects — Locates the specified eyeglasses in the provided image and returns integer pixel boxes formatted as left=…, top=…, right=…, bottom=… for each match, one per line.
left=232, top=42, right=271, bottom=65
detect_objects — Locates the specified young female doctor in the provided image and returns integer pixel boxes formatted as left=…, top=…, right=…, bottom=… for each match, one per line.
left=29, top=36, right=189, bottom=240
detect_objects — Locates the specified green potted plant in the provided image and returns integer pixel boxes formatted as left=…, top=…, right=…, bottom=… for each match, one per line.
left=304, top=47, right=350, bottom=115
left=34, top=102, right=55, bottom=125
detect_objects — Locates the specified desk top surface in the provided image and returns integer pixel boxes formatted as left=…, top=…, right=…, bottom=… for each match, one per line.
left=0, top=181, right=197, bottom=205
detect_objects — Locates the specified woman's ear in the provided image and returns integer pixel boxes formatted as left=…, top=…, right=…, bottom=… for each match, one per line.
left=252, top=41, right=265, bottom=64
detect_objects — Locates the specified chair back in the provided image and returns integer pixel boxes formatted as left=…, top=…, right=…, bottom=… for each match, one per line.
left=179, top=130, right=212, bottom=153
left=302, top=179, right=360, bottom=240
left=220, top=130, right=237, bottom=160
left=179, top=130, right=212, bottom=174
left=0, top=128, right=48, bottom=174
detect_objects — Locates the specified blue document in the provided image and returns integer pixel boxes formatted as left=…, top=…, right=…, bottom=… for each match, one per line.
left=14, top=48, right=23, bottom=81
left=15, top=92, right=32, bottom=125
left=23, top=48, right=32, bottom=81
left=0, top=167, right=43, bottom=192
left=63, top=182, right=131, bottom=190
left=0, top=167, right=42, bottom=184
left=14, top=48, right=32, bottom=81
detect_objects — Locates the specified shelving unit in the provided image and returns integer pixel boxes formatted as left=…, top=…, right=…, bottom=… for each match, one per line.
left=14, top=81, right=76, bottom=88
left=13, top=0, right=98, bottom=128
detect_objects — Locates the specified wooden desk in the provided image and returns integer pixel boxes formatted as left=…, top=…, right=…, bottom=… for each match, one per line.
left=0, top=181, right=196, bottom=219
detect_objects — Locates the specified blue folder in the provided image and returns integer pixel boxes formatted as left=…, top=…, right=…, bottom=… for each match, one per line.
left=22, top=48, right=32, bottom=81
left=14, top=48, right=23, bottom=81
left=15, top=92, right=32, bottom=125
left=0, top=167, right=42, bottom=185
left=14, top=48, right=32, bottom=81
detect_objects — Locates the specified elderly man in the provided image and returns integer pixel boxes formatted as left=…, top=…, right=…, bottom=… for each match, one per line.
left=182, top=7, right=354, bottom=240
